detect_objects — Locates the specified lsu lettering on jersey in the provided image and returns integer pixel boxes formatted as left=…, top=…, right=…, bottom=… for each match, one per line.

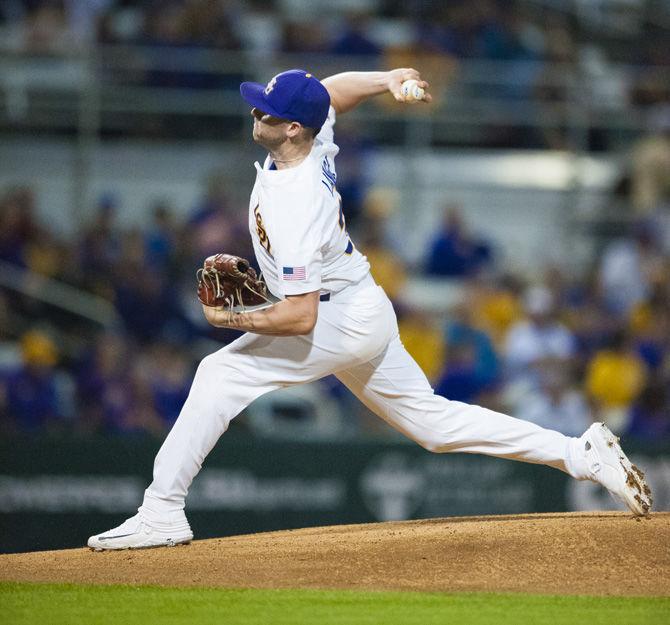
left=248, top=107, right=370, bottom=298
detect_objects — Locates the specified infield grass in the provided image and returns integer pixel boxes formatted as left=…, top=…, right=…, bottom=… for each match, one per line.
left=3, top=582, right=669, bottom=625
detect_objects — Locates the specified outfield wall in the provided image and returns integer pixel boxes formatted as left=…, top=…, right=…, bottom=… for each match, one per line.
left=1, top=434, right=668, bottom=553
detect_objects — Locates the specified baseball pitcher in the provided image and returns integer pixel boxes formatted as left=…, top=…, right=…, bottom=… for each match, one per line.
left=88, top=68, right=651, bottom=550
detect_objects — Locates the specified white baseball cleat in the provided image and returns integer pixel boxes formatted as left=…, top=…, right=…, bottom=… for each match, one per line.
left=581, top=422, right=652, bottom=516
left=87, top=512, right=193, bottom=551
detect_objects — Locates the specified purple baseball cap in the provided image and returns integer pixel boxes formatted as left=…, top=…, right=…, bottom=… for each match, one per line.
left=240, top=69, right=331, bottom=130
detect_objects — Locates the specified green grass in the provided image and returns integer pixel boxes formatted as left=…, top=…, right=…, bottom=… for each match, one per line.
left=3, top=582, right=669, bottom=625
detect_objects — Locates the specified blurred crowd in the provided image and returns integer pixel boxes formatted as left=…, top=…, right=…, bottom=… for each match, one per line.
left=1, top=0, right=667, bottom=63
left=360, top=179, right=670, bottom=444
left=0, top=174, right=254, bottom=436
left=1, top=130, right=669, bottom=443
left=0, top=1, right=668, bottom=443
left=1, top=1, right=669, bottom=149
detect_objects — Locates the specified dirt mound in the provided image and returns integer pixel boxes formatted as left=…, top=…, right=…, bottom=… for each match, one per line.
left=1, top=512, right=668, bottom=596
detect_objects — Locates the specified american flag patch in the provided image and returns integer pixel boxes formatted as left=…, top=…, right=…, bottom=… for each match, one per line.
left=283, top=266, right=306, bottom=280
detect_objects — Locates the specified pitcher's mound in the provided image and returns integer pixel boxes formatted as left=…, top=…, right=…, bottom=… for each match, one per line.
left=1, top=512, right=668, bottom=596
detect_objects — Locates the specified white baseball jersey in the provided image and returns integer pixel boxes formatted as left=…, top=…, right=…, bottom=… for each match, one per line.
left=248, top=107, right=370, bottom=298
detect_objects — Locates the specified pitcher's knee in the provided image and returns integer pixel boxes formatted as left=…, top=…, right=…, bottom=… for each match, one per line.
left=196, top=353, right=217, bottom=375
left=194, top=351, right=234, bottom=386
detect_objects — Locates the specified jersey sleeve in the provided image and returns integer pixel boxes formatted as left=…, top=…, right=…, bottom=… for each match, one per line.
left=271, top=188, right=323, bottom=296
left=315, top=106, right=338, bottom=156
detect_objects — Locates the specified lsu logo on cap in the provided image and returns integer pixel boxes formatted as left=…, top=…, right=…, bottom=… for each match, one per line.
left=264, top=75, right=279, bottom=95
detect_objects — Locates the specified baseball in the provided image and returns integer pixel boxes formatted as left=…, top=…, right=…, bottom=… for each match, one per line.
left=400, top=79, right=425, bottom=102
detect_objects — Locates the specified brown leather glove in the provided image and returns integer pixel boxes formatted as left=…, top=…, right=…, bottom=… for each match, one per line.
left=197, top=253, right=270, bottom=310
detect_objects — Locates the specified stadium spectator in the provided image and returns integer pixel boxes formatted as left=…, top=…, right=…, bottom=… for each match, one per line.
left=78, top=193, right=121, bottom=297
left=179, top=0, right=241, bottom=51
left=626, top=381, right=670, bottom=442
left=417, top=4, right=480, bottom=58
left=144, top=200, right=178, bottom=270
left=628, top=284, right=670, bottom=373
left=358, top=188, right=407, bottom=302
left=397, top=308, right=445, bottom=383
left=434, top=303, right=499, bottom=403
left=477, top=5, right=542, bottom=63
left=503, top=285, right=576, bottom=393
left=329, top=12, right=382, bottom=58
left=516, top=364, right=592, bottom=437
left=75, top=333, right=165, bottom=436
left=111, top=228, right=178, bottom=342
left=585, top=328, right=648, bottom=433
left=76, top=332, right=131, bottom=433
left=598, top=219, right=665, bottom=316
left=121, top=359, right=170, bottom=437
left=0, top=329, right=74, bottom=432
left=560, top=271, right=617, bottom=360
left=0, top=185, right=40, bottom=267
left=281, top=20, right=327, bottom=54
left=425, top=205, right=492, bottom=278
left=148, top=343, right=193, bottom=425
left=467, top=274, right=523, bottom=349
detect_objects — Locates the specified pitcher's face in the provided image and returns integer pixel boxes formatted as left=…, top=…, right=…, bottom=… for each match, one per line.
left=251, top=108, right=290, bottom=149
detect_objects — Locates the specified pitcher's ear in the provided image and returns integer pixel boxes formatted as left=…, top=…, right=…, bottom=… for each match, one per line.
left=286, top=121, right=305, bottom=139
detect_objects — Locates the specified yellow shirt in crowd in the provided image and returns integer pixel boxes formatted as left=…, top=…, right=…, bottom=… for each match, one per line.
left=585, top=350, right=647, bottom=408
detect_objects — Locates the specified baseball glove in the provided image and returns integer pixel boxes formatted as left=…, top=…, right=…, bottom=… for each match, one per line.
left=197, top=253, right=273, bottom=311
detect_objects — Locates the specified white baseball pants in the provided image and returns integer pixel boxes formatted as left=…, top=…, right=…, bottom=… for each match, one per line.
left=141, top=276, right=587, bottom=518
